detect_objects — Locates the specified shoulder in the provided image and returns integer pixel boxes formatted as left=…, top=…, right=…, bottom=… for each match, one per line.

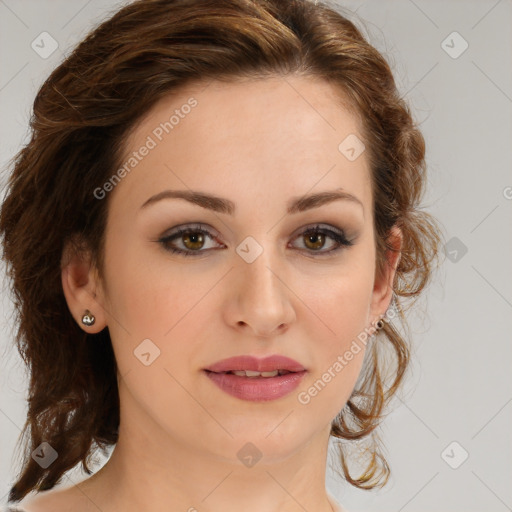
left=4, top=485, right=91, bottom=512
left=2, top=493, right=59, bottom=512
left=327, top=492, right=349, bottom=512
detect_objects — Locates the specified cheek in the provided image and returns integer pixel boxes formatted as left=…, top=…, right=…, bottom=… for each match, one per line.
left=101, top=250, right=208, bottom=421
left=101, top=229, right=196, bottom=336
left=296, top=253, right=375, bottom=341
left=102, top=245, right=219, bottom=395
left=292, top=257, right=375, bottom=413
left=313, top=272, right=372, bottom=322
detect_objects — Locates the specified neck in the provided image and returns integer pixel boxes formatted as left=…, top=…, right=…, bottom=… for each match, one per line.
left=78, top=380, right=337, bottom=512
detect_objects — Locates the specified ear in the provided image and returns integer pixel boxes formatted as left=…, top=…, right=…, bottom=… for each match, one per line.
left=369, top=225, right=402, bottom=322
left=61, top=235, right=108, bottom=333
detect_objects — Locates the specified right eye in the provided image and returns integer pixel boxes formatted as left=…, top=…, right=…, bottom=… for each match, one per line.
left=158, top=223, right=224, bottom=256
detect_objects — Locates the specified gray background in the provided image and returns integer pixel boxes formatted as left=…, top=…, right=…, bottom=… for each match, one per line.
left=1, top=1, right=511, bottom=511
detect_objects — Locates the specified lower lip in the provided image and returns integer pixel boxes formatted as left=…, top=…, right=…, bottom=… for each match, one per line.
left=204, top=370, right=307, bottom=402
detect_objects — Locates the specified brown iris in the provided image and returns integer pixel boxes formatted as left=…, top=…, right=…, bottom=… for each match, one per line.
left=180, top=230, right=327, bottom=252
left=182, top=231, right=205, bottom=250
left=303, top=231, right=325, bottom=250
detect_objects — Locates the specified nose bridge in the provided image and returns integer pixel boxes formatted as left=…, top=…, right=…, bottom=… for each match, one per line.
left=238, top=236, right=282, bottom=302
left=232, top=233, right=294, bottom=334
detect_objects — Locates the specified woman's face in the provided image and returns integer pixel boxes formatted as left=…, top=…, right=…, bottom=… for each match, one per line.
left=68, top=76, right=398, bottom=464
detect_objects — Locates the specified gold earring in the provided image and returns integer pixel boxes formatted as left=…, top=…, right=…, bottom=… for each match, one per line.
left=81, top=309, right=96, bottom=326
left=376, top=318, right=384, bottom=330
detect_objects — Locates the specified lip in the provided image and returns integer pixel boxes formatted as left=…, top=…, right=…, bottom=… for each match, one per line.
left=204, top=355, right=306, bottom=373
left=203, top=354, right=307, bottom=402
left=204, top=369, right=307, bottom=402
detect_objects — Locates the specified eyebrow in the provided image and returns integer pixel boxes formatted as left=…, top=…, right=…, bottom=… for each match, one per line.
left=139, top=187, right=364, bottom=215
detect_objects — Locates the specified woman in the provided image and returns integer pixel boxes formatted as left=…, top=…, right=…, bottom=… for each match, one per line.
left=0, top=0, right=440, bottom=510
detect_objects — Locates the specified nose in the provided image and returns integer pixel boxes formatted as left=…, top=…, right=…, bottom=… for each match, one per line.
left=224, top=243, right=296, bottom=338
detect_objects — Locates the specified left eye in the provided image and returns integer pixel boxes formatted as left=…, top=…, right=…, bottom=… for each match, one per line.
left=158, top=223, right=353, bottom=257
left=159, top=224, right=221, bottom=256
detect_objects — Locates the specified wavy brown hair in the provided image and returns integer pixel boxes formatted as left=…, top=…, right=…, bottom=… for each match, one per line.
left=0, top=0, right=441, bottom=503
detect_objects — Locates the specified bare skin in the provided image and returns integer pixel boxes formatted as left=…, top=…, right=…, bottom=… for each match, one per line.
left=18, top=75, right=401, bottom=512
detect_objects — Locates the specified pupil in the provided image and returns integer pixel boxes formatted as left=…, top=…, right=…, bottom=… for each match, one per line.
left=306, top=233, right=324, bottom=249
left=185, top=232, right=203, bottom=249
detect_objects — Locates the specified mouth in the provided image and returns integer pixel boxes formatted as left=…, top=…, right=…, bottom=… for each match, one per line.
left=204, top=369, right=296, bottom=377
left=202, top=354, right=307, bottom=401
left=203, top=354, right=307, bottom=374
left=203, top=368, right=308, bottom=402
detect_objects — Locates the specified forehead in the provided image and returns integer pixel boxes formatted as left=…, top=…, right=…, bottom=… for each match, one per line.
left=109, top=75, right=371, bottom=215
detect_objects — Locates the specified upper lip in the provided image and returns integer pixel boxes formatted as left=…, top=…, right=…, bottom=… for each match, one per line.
left=204, top=355, right=306, bottom=373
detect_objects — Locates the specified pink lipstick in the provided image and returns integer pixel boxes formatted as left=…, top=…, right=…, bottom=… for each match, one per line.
left=203, top=355, right=307, bottom=402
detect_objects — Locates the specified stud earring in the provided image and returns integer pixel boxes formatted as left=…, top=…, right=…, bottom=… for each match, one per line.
left=375, top=318, right=384, bottom=330
left=81, top=309, right=96, bottom=326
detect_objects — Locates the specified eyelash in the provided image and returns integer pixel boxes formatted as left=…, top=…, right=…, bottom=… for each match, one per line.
left=157, top=223, right=354, bottom=258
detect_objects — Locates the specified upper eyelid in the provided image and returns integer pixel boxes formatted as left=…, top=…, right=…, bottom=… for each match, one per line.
left=161, top=223, right=220, bottom=241
left=160, top=222, right=345, bottom=236
left=159, top=222, right=350, bottom=246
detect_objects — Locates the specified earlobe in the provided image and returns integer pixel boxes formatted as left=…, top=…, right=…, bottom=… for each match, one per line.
left=60, top=237, right=107, bottom=333
left=370, top=225, right=402, bottom=322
